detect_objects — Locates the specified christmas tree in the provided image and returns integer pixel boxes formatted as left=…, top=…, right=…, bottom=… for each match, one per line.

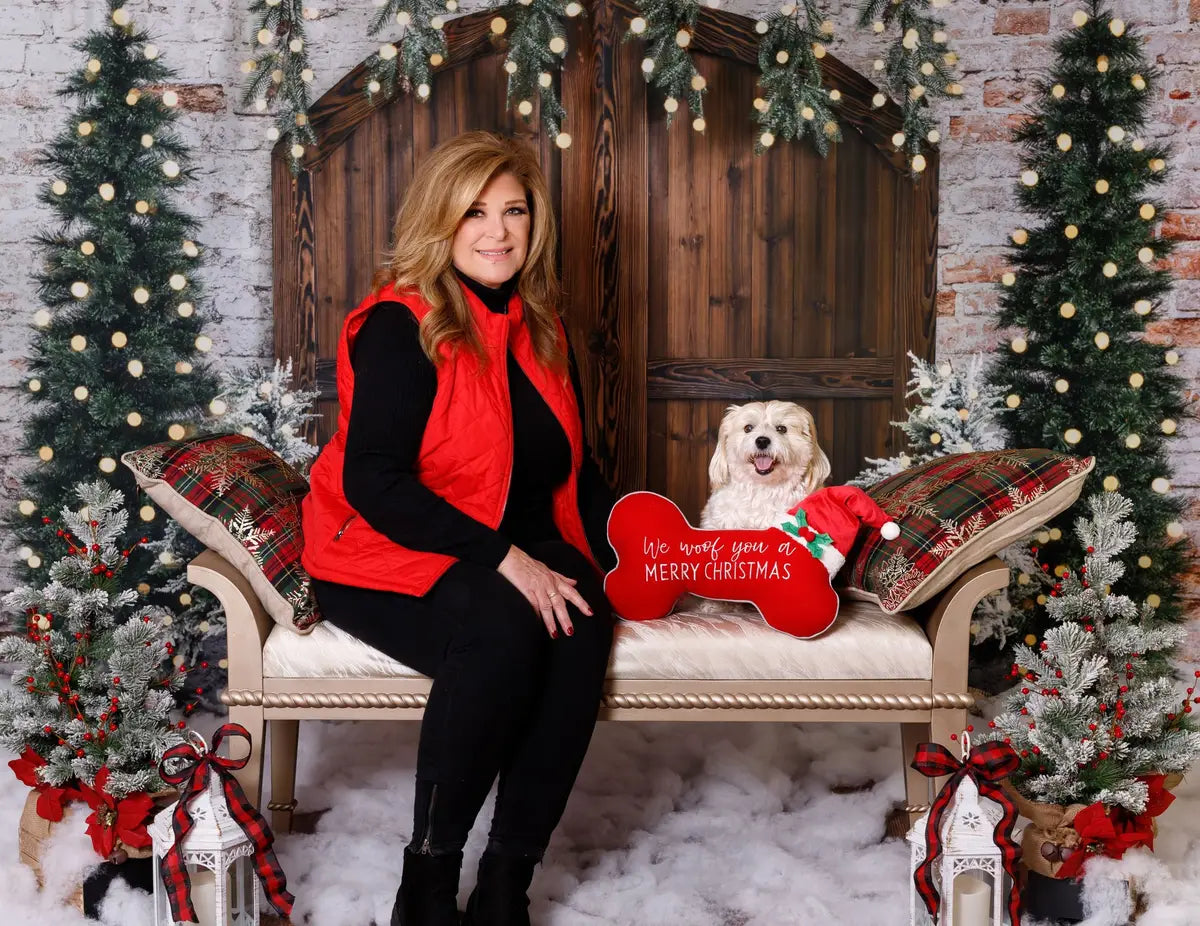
left=145, top=360, right=320, bottom=709
left=851, top=351, right=1011, bottom=488
left=0, top=482, right=185, bottom=801
left=988, top=493, right=1200, bottom=813
left=7, top=0, right=219, bottom=589
left=984, top=1, right=1189, bottom=643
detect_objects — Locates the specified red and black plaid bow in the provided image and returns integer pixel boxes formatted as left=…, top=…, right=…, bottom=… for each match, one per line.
left=158, top=723, right=295, bottom=923
left=912, top=740, right=1021, bottom=925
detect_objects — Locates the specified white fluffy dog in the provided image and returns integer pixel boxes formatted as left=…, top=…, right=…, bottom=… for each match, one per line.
left=699, top=400, right=831, bottom=531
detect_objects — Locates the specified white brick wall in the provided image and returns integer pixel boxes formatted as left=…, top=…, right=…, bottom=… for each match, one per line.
left=0, top=0, right=1197, bottom=626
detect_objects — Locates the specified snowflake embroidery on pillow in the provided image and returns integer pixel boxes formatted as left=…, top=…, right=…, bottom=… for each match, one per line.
left=225, top=506, right=277, bottom=563
left=123, top=445, right=168, bottom=480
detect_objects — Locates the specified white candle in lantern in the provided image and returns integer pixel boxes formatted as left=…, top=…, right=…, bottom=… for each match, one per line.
left=185, top=866, right=232, bottom=926
left=953, top=873, right=992, bottom=926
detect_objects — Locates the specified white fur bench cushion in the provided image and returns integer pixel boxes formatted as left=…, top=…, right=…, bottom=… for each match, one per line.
left=262, top=600, right=932, bottom=681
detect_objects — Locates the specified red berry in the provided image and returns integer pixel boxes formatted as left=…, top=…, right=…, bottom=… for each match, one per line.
left=1004, top=738, right=1012, bottom=744
left=1029, top=722, right=1036, bottom=729
left=109, top=723, right=117, bottom=731
left=988, top=721, right=996, bottom=728
left=43, top=725, right=52, bottom=734
left=112, top=677, right=120, bottom=685
left=1032, top=747, right=1041, bottom=755
left=950, top=733, right=958, bottom=741
left=1087, top=546, right=1095, bottom=553
left=177, top=721, right=186, bottom=729
left=1099, top=751, right=1108, bottom=760
left=1021, top=750, right=1029, bottom=757
left=1022, top=687, right=1030, bottom=694
left=966, top=724, right=974, bottom=732
left=76, top=749, right=84, bottom=757
left=83, top=732, right=92, bottom=741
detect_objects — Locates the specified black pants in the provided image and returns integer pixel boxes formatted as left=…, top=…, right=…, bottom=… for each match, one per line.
left=312, top=540, right=614, bottom=859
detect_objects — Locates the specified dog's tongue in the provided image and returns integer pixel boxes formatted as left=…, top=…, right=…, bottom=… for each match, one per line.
left=754, top=453, right=774, bottom=474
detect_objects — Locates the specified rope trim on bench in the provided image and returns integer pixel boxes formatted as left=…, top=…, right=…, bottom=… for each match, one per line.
left=222, top=689, right=975, bottom=710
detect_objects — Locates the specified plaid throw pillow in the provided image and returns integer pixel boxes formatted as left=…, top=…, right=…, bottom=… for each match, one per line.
left=121, top=434, right=319, bottom=633
left=844, top=450, right=1095, bottom=613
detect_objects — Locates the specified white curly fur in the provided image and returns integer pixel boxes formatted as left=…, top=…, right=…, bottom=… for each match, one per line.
left=699, top=400, right=831, bottom=532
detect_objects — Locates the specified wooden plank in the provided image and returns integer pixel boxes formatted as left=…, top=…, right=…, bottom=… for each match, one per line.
left=646, top=357, right=893, bottom=400
left=271, top=157, right=317, bottom=444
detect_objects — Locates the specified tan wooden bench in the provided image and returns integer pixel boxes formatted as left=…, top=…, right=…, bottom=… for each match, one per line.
left=188, top=549, right=1008, bottom=834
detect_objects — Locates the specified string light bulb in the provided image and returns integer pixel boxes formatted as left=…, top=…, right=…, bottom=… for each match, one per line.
left=1095, top=179, right=1110, bottom=194
left=1054, top=378, right=1069, bottom=393
left=1096, top=55, right=1109, bottom=72
left=112, top=331, right=127, bottom=348
left=631, top=16, right=646, bottom=33
left=1129, top=373, right=1144, bottom=388
left=1012, top=229, right=1028, bottom=245
left=1072, top=10, right=1088, bottom=26
left=1103, top=475, right=1119, bottom=491
left=18, top=500, right=35, bottom=516
left=1059, top=302, right=1076, bottom=318
left=1021, top=170, right=1038, bottom=186
left=1102, top=261, right=1118, bottom=277
left=555, top=133, right=572, bottom=149
left=133, top=287, right=150, bottom=304
left=1151, top=477, right=1170, bottom=494
left=139, top=505, right=156, bottom=522
left=126, top=411, right=142, bottom=426
left=1064, top=428, right=1081, bottom=444
left=1165, top=350, right=1179, bottom=365
left=1094, top=331, right=1110, bottom=350
left=99, top=183, right=115, bottom=201
left=1065, top=225, right=1078, bottom=239
left=1010, top=337, right=1027, bottom=353
left=177, top=302, right=195, bottom=317
left=1057, top=133, right=1072, bottom=151
left=1125, top=434, right=1141, bottom=449
left=38, top=446, right=53, bottom=462
left=1006, top=394, right=1021, bottom=408
left=1052, top=84, right=1066, bottom=99
left=1107, top=126, right=1125, bottom=143
left=1161, top=418, right=1177, bottom=434
left=99, top=457, right=116, bottom=473
left=169, top=274, right=187, bottom=290
left=71, top=282, right=90, bottom=298
left=70, top=334, right=87, bottom=351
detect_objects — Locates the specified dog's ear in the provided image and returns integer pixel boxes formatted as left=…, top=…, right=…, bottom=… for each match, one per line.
left=708, top=408, right=736, bottom=490
left=804, top=442, right=832, bottom=496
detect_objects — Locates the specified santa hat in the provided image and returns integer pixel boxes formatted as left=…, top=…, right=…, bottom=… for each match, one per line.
left=784, top=486, right=900, bottom=577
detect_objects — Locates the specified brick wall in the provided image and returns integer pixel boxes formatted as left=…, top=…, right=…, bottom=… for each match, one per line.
left=0, top=0, right=1196, bottom=642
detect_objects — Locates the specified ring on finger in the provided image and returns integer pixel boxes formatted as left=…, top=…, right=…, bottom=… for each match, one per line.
left=548, top=591, right=559, bottom=600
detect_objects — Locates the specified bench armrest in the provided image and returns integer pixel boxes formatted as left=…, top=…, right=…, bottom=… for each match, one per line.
left=187, top=549, right=271, bottom=690
left=923, top=556, right=1010, bottom=694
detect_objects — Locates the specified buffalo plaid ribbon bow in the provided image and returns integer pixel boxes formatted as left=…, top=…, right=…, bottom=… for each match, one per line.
left=912, top=739, right=1021, bottom=925
left=158, top=723, right=295, bottom=923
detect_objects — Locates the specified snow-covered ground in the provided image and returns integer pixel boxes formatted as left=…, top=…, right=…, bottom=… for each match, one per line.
left=4, top=717, right=1200, bottom=925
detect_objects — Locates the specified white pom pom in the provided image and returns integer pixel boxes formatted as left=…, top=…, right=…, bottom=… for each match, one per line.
left=881, top=521, right=900, bottom=541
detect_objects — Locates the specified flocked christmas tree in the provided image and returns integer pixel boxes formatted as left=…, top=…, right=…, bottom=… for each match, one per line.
left=145, top=360, right=319, bottom=709
left=988, top=493, right=1200, bottom=813
left=0, top=482, right=185, bottom=801
left=7, top=1, right=219, bottom=593
left=985, top=2, right=1190, bottom=644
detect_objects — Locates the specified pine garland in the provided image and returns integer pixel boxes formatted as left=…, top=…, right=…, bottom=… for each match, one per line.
left=628, top=0, right=707, bottom=130
left=243, top=0, right=964, bottom=161
left=752, top=1, right=840, bottom=154
left=364, top=0, right=448, bottom=106
left=241, top=0, right=318, bottom=174
left=857, top=0, right=962, bottom=175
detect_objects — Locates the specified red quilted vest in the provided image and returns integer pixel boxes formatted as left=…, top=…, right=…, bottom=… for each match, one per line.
left=301, top=279, right=598, bottom=596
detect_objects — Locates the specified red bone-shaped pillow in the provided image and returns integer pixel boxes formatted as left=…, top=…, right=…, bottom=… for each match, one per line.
left=603, top=491, right=841, bottom=639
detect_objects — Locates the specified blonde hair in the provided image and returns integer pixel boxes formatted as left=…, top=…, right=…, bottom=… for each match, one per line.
left=372, top=131, right=564, bottom=372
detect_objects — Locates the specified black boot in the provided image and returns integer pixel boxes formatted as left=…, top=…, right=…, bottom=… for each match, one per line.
left=460, top=850, right=537, bottom=926
left=390, top=846, right=463, bottom=926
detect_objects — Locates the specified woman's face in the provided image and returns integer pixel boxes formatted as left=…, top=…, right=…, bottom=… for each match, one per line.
left=451, top=171, right=531, bottom=288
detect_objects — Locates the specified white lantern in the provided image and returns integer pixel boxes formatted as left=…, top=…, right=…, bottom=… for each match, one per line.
left=907, top=734, right=1022, bottom=926
left=149, top=733, right=262, bottom=926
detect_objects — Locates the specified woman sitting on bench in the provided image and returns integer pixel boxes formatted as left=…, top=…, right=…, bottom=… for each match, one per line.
left=300, top=130, right=617, bottom=926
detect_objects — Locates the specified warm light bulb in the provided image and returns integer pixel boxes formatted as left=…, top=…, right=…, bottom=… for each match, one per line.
left=630, top=16, right=646, bottom=33
left=168, top=423, right=186, bottom=440
left=674, top=29, right=690, bottom=48
left=71, top=281, right=90, bottom=298
left=70, top=334, right=87, bottom=351
left=175, top=361, right=192, bottom=374
left=1094, top=332, right=1110, bottom=350
left=379, top=43, right=397, bottom=60
left=892, top=132, right=906, bottom=148
left=135, top=200, right=150, bottom=214
left=133, top=287, right=150, bottom=304
left=490, top=16, right=506, bottom=34
left=1095, top=179, right=1110, bottom=194
left=1001, top=272, right=1015, bottom=286
left=539, top=72, right=553, bottom=88
left=1138, top=555, right=1152, bottom=568
left=111, top=331, right=127, bottom=348
left=1125, top=433, right=1141, bottom=449
left=641, top=58, right=655, bottom=74
left=162, top=160, right=180, bottom=178
left=38, top=446, right=53, bottom=462
left=99, top=183, right=115, bottom=201
left=1006, top=394, right=1021, bottom=408
left=27, top=379, right=41, bottom=392
left=912, top=154, right=927, bottom=173
left=1131, top=74, right=1146, bottom=90
left=1012, top=229, right=1028, bottom=245
left=1011, top=337, right=1027, bottom=353
left=775, top=50, right=789, bottom=65
left=99, top=457, right=116, bottom=473
left=1102, top=262, right=1118, bottom=277
left=872, top=93, right=886, bottom=108
left=113, top=7, right=130, bottom=25
left=1110, top=19, right=1125, bottom=36
left=1165, top=350, right=1179, bottom=365
left=1129, top=373, right=1144, bottom=388
left=1096, top=55, right=1109, bottom=72
left=1060, top=302, right=1076, bottom=318
left=1149, top=158, right=1166, bottom=172
left=801, top=106, right=814, bottom=120
left=663, top=97, right=678, bottom=114
left=18, top=500, right=35, bottom=516
left=417, top=84, right=430, bottom=99
left=1151, top=477, right=1170, bottom=494
left=1065, top=225, right=1078, bottom=239
left=177, top=302, right=195, bottom=317
left=73, top=386, right=88, bottom=400
left=126, top=411, right=142, bottom=427
left=1052, top=84, right=1066, bottom=99
left=1064, top=428, right=1081, bottom=444
left=555, top=133, right=572, bottom=149
left=1161, top=418, right=1177, bottom=434
left=1103, top=475, right=1119, bottom=491
left=1107, top=126, right=1125, bottom=143
left=1021, top=170, right=1038, bottom=186
left=195, top=335, right=213, bottom=352
left=1166, top=522, right=1183, bottom=538
left=760, top=132, right=775, bottom=147
left=209, top=398, right=227, bottom=416
left=139, top=505, right=156, bottom=522
left=33, top=310, right=51, bottom=327
left=1057, top=133, right=1072, bottom=151
left=1054, top=379, right=1069, bottom=393
left=169, top=274, right=187, bottom=290
left=127, top=359, right=144, bottom=377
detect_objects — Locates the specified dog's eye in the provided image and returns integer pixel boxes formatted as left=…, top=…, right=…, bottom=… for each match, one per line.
left=743, top=424, right=754, bottom=433
left=775, top=425, right=787, bottom=434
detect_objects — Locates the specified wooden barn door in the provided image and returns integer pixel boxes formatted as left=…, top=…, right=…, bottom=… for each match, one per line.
left=273, top=0, right=937, bottom=520
left=559, top=0, right=938, bottom=523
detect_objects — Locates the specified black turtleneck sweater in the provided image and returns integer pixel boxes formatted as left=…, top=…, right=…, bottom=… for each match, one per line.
left=340, top=270, right=617, bottom=573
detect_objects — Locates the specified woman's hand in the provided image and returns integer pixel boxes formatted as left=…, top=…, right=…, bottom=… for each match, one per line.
left=497, top=545, right=593, bottom=637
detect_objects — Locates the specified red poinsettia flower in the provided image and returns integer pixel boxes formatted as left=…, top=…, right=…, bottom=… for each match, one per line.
left=78, top=766, right=155, bottom=859
left=1140, top=774, right=1176, bottom=820
left=8, top=746, right=81, bottom=822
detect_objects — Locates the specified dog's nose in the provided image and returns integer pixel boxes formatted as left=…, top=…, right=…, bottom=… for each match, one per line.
left=755, top=435, right=771, bottom=450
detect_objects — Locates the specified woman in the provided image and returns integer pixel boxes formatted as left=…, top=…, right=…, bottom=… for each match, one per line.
left=300, top=131, right=618, bottom=926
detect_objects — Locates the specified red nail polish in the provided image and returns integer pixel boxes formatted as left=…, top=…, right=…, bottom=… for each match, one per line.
left=566, top=627, right=574, bottom=636
left=550, top=630, right=558, bottom=638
